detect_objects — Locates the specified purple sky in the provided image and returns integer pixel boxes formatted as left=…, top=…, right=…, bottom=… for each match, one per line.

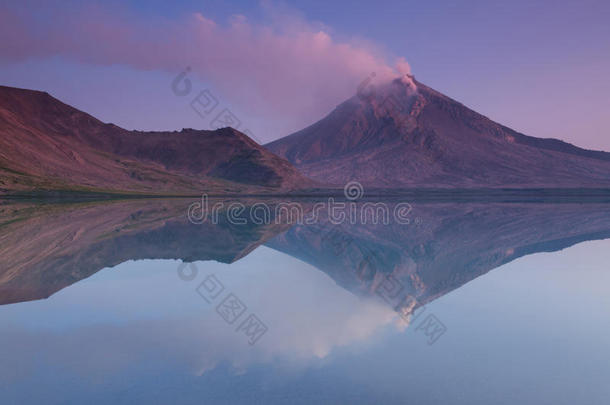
left=1, top=0, right=609, bottom=150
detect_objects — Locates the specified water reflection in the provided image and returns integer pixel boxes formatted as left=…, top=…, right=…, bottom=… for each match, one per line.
left=2, top=198, right=610, bottom=313
left=1, top=198, right=609, bottom=404
left=0, top=251, right=398, bottom=383
left=0, top=198, right=292, bottom=305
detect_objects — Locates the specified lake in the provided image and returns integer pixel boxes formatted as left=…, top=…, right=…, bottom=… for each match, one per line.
left=1, top=198, right=609, bottom=404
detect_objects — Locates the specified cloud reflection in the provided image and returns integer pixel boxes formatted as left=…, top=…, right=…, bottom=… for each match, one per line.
left=0, top=247, right=401, bottom=383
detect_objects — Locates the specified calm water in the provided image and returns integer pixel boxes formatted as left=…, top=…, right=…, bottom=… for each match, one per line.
left=1, top=199, right=609, bottom=404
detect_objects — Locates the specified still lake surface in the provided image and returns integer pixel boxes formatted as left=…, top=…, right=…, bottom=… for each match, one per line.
left=1, top=198, right=609, bottom=404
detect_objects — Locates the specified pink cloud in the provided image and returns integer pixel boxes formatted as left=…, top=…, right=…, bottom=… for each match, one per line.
left=0, top=2, right=410, bottom=134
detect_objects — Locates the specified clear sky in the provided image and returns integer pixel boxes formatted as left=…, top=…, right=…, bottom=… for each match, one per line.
left=1, top=0, right=609, bottom=150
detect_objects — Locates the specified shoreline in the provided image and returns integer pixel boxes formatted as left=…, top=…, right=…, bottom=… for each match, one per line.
left=3, top=187, right=610, bottom=204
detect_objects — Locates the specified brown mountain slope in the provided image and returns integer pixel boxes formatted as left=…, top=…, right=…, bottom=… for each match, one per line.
left=0, top=85, right=312, bottom=195
left=266, top=76, right=610, bottom=188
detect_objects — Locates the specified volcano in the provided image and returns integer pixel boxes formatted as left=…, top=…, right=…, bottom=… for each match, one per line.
left=266, top=75, right=610, bottom=188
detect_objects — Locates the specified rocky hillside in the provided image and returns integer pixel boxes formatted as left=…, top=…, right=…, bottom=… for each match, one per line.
left=0, top=85, right=312, bottom=195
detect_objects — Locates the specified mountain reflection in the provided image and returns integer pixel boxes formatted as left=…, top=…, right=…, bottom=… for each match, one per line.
left=1, top=197, right=610, bottom=318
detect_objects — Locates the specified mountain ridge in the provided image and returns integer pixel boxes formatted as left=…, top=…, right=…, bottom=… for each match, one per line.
left=0, top=85, right=313, bottom=195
